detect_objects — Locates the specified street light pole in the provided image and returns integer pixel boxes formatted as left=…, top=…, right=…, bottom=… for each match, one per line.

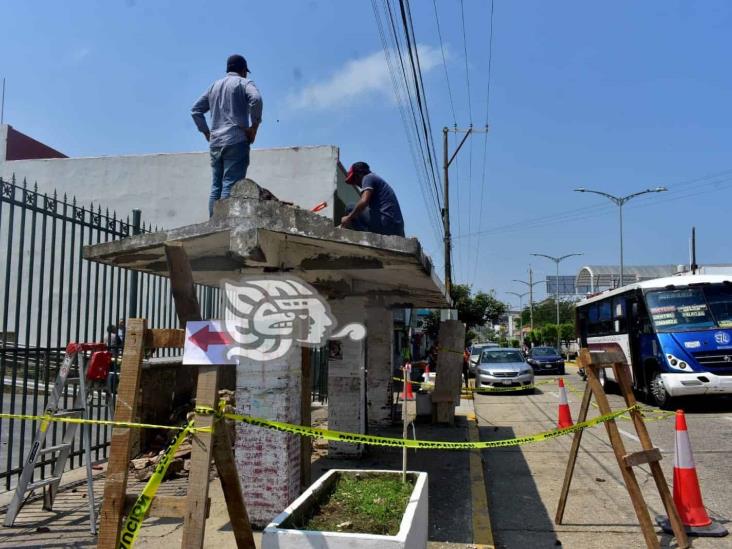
left=530, top=253, right=583, bottom=351
left=574, top=186, right=667, bottom=287
left=513, top=267, right=543, bottom=332
left=507, top=291, right=528, bottom=346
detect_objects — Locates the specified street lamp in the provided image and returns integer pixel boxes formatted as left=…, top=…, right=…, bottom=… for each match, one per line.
left=507, top=291, right=528, bottom=346
left=513, top=266, right=543, bottom=332
left=574, top=187, right=667, bottom=286
left=530, top=253, right=583, bottom=352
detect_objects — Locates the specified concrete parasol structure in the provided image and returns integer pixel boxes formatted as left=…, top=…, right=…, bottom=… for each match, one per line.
left=83, top=178, right=450, bottom=526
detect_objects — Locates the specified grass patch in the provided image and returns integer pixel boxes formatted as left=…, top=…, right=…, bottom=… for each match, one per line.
left=301, top=472, right=415, bottom=536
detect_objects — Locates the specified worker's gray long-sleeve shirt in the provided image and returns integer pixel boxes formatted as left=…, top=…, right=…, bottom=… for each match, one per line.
left=191, top=72, right=263, bottom=148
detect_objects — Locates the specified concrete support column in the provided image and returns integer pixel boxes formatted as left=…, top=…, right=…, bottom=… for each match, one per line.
left=366, top=305, right=394, bottom=427
left=432, top=319, right=466, bottom=424
left=234, top=352, right=301, bottom=527
left=327, top=296, right=367, bottom=457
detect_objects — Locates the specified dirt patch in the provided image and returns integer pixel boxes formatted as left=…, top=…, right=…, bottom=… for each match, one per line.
left=300, top=472, right=414, bottom=536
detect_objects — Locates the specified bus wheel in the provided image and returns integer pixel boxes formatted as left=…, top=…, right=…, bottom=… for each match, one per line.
left=648, top=371, right=673, bottom=409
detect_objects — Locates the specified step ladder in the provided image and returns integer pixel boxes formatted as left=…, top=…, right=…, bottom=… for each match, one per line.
left=3, top=342, right=114, bottom=534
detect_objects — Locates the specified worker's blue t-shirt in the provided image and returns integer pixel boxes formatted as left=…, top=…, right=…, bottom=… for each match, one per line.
left=361, top=173, right=404, bottom=229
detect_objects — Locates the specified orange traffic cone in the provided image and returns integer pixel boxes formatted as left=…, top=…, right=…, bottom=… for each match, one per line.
left=400, top=363, right=415, bottom=401
left=657, top=410, right=728, bottom=537
left=557, top=378, right=573, bottom=429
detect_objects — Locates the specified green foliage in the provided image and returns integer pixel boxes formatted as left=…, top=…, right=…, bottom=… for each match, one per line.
left=509, top=339, right=520, bottom=348
left=559, top=323, right=575, bottom=344
left=528, top=330, right=542, bottom=346
left=521, top=298, right=575, bottom=328
left=450, top=284, right=506, bottom=330
left=423, top=310, right=440, bottom=340
left=541, top=324, right=558, bottom=345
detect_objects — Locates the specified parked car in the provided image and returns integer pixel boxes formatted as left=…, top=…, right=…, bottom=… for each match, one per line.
left=526, top=346, right=565, bottom=375
left=468, top=342, right=499, bottom=376
left=475, top=348, right=534, bottom=393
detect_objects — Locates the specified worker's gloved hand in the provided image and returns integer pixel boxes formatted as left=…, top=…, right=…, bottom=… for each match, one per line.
left=340, top=215, right=351, bottom=229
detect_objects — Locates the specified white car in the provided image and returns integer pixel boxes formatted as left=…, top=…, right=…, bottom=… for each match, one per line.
left=468, top=342, right=499, bottom=375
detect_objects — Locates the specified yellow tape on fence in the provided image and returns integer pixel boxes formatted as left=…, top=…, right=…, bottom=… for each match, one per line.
left=208, top=405, right=638, bottom=450
left=118, top=423, right=193, bottom=549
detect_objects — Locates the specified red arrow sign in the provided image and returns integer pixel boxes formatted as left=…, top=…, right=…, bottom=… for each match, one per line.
left=189, top=324, right=233, bottom=352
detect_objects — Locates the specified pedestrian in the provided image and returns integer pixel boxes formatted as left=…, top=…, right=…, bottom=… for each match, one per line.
left=340, top=162, right=405, bottom=237
left=192, top=54, right=263, bottom=217
left=462, top=348, right=470, bottom=389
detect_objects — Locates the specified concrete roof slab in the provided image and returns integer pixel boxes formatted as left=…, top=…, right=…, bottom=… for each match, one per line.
left=83, top=180, right=449, bottom=308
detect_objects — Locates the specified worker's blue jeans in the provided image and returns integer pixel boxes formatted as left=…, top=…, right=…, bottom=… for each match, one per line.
left=209, top=141, right=250, bottom=217
left=345, top=205, right=405, bottom=237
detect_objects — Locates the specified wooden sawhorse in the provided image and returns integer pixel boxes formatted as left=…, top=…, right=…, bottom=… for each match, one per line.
left=555, top=348, right=689, bottom=549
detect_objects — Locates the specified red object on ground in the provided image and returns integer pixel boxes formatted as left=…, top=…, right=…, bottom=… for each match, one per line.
left=311, top=201, right=327, bottom=212
left=672, top=410, right=713, bottom=527
left=557, top=378, right=574, bottom=428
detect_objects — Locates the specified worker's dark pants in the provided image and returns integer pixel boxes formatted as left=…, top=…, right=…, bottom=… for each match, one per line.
left=345, top=204, right=405, bottom=237
left=209, top=141, right=250, bottom=217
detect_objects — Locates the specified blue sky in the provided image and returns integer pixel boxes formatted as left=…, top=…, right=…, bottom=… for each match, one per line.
left=2, top=0, right=731, bottom=306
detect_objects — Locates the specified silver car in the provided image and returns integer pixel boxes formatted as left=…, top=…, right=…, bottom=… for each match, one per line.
left=476, top=348, right=534, bottom=393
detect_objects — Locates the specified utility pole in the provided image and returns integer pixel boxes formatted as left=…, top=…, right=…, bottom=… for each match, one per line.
left=442, top=124, right=489, bottom=296
left=513, top=267, right=543, bottom=332
left=531, top=253, right=583, bottom=352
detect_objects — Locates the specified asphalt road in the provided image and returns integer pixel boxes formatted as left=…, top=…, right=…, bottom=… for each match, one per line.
left=474, top=369, right=732, bottom=549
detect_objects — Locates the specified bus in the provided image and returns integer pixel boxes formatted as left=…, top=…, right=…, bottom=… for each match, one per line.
left=575, top=274, right=732, bottom=408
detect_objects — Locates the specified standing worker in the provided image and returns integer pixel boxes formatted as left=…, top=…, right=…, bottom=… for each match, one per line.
left=191, top=54, right=263, bottom=217
left=340, top=162, right=405, bottom=237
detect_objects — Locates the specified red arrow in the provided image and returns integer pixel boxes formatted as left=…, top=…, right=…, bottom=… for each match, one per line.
left=189, top=324, right=233, bottom=352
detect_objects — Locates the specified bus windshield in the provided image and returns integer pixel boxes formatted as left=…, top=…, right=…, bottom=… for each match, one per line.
left=645, top=283, right=732, bottom=332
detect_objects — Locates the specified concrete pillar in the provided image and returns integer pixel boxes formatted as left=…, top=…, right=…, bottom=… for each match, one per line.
left=431, top=319, right=466, bottom=424
left=234, top=352, right=301, bottom=527
left=327, top=296, right=367, bottom=457
left=366, top=306, right=394, bottom=427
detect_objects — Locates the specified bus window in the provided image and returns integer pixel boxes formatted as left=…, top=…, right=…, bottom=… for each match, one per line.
left=613, top=297, right=627, bottom=333
left=599, top=301, right=612, bottom=333
left=587, top=305, right=599, bottom=335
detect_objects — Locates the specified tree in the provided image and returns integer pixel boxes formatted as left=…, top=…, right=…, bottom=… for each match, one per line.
left=541, top=324, right=558, bottom=346
left=559, top=323, right=575, bottom=344
left=450, top=284, right=506, bottom=330
left=521, top=298, right=575, bottom=328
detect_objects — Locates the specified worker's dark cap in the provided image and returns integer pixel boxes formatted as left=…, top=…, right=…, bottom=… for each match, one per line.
left=345, top=161, right=370, bottom=183
left=227, top=54, right=249, bottom=75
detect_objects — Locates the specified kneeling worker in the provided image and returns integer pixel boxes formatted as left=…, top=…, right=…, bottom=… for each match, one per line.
left=340, top=162, right=405, bottom=237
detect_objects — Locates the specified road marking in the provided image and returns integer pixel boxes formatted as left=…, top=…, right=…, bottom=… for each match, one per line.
left=549, top=392, right=559, bottom=398
left=618, top=428, right=666, bottom=453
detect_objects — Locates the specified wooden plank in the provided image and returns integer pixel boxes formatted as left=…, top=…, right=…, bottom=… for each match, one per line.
left=145, top=328, right=186, bottom=349
left=181, top=365, right=219, bottom=548
left=612, top=363, right=689, bottom=548
left=623, top=449, right=662, bottom=468
left=97, top=318, right=147, bottom=549
left=212, top=418, right=256, bottom=548
left=555, top=380, right=593, bottom=524
left=123, top=495, right=210, bottom=519
left=300, top=347, right=312, bottom=491
left=585, top=363, right=660, bottom=549
left=164, top=242, right=202, bottom=325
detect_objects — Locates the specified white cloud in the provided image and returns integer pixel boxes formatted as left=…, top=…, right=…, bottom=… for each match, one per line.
left=288, top=44, right=443, bottom=111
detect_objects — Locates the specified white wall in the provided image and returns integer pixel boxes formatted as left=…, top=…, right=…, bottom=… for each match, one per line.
left=1, top=145, right=354, bottom=228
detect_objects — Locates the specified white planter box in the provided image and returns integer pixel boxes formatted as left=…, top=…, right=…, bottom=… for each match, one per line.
left=262, top=469, right=429, bottom=549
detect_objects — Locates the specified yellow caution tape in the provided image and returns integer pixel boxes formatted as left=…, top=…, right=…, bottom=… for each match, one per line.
left=209, top=405, right=638, bottom=450
left=564, top=384, right=675, bottom=423
left=0, top=412, right=206, bottom=433
left=118, top=422, right=193, bottom=549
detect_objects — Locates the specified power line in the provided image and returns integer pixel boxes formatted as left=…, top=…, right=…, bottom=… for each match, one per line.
left=431, top=0, right=456, bottom=125
left=472, top=0, right=495, bottom=286
left=371, top=0, right=443, bottom=248
left=459, top=0, right=473, bottom=124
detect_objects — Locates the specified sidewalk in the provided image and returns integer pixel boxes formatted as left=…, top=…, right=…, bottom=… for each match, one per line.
left=0, top=397, right=491, bottom=548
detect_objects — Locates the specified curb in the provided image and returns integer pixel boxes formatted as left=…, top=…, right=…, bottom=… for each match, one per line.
left=466, top=404, right=495, bottom=548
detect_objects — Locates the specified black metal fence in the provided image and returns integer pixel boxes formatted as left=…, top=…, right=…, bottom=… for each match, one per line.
left=0, top=174, right=219, bottom=491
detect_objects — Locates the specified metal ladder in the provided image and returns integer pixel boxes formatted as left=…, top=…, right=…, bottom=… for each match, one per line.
left=3, top=342, right=113, bottom=534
